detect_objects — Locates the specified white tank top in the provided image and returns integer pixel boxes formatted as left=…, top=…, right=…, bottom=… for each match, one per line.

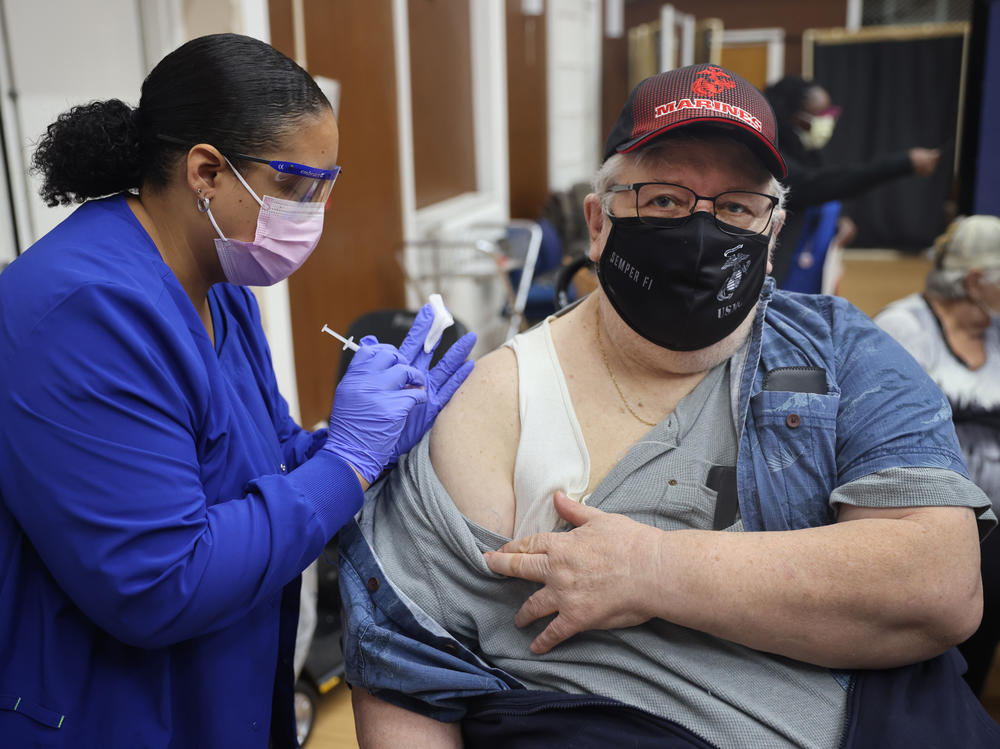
left=506, top=318, right=591, bottom=537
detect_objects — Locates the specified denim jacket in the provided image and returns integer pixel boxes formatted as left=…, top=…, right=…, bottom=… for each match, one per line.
left=339, top=280, right=997, bottom=744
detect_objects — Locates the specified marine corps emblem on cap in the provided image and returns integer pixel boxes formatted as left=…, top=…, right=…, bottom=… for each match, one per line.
left=691, top=66, right=736, bottom=97
left=603, top=63, right=787, bottom=178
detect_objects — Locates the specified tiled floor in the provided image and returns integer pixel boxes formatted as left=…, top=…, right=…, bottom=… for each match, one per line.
left=835, top=248, right=931, bottom=317
left=308, top=681, right=357, bottom=748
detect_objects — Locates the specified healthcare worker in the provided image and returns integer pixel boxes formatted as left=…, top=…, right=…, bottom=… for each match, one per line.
left=0, top=34, right=474, bottom=748
left=763, top=75, right=940, bottom=291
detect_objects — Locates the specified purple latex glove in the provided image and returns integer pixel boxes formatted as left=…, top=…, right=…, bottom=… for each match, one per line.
left=323, top=337, right=428, bottom=483
left=391, top=303, right=477, bottom=462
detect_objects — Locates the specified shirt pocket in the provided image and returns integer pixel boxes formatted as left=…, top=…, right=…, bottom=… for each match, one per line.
left=750, top=390, right=840, bottom=528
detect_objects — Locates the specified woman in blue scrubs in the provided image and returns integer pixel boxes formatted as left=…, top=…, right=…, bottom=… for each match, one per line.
left=0, top=33, right=474, bottom=748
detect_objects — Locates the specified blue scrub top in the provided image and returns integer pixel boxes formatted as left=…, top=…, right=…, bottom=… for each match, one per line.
left=0, top=195, right=362, bottom=747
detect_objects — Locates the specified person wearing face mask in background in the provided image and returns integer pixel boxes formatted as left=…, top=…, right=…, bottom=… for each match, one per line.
left=339, top=65, right=999, bottom=749
left=764, top=75, right=941, bottom=292
left=876, top=215, right=1000, bottom=700
left=0, top=34, right=474, bottom=748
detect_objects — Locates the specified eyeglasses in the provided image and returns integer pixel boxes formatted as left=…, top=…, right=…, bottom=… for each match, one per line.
left=156, top=134, right=342, bottom=207
left=607, top=182, right=779, bottom=236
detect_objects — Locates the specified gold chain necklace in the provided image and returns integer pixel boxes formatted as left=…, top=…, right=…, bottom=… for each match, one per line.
left=595, top=305, right=658, bottom=427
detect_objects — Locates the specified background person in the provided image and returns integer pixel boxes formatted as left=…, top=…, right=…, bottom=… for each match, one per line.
left=0, top=33, right=473, bottom=748
left=340, top=65, right=998, bottom=749
left=876, top=214, right=1000, bottom=697
left=764, top=75, right=940, bottom=292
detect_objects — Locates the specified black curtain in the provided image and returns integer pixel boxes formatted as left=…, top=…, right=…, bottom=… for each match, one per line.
left=815, top=34, right=964, bottom=251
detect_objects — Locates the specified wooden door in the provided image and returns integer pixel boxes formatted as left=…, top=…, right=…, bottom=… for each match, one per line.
left=407, top=0, right=477, bottom=209
left=506, top=0, right=548, bottom=220
left=269, top=0, right=406, bottom=428
left=720, top=44, right=769, bottom=89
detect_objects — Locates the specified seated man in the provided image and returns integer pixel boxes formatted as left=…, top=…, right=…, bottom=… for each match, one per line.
left=338, top=65, right=999, bottom=749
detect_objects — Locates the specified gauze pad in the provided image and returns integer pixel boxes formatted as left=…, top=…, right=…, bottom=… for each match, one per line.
left=424, top=293, right=454, bottom=353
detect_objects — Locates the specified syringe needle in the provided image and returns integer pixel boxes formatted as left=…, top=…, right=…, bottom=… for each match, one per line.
left=320, top=324, right=360, bottom=352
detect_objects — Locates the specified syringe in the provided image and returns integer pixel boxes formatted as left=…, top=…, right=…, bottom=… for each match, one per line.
left=320, top=324, right=360, bottom=352
left=321, top=293, right=453, bottom=354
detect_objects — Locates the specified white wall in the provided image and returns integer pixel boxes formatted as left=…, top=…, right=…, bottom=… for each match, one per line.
left=546, top=0, right=602, bottom=191
left=0, top=0, right=147, bottom=247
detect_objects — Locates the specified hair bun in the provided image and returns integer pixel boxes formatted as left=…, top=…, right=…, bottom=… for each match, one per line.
left=31, top=99, right=143, bottom=206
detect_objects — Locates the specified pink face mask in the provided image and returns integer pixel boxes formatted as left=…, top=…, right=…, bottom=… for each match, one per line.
left=200, top=158, right=325, bottom=286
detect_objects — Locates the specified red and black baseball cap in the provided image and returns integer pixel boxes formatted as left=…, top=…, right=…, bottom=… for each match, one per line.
left=604, top=64, right=786, bottom=178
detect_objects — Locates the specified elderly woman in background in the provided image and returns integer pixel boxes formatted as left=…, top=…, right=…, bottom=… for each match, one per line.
left=876, top=214, right=1000, bottom=697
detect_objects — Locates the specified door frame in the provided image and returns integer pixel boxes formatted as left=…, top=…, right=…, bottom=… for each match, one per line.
left=0, top=1, right=33, bottom=261
left=658, top=4, right=697, bottom=71
left=393, top=0, right=509, bottom=241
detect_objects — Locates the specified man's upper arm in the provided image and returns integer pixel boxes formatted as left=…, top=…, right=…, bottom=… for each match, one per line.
left=836, top=503, right=982, bottom=612
left=832, top=468, right=988, bottom=635
left=429, top=346, right=520, bottom=537
left=353, top=686, right=462, bottom=749
left=836, top=502, right=980, bottom=533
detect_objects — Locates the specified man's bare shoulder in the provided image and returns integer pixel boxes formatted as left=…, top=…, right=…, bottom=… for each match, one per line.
left=429, top=345, right=519, bottom=537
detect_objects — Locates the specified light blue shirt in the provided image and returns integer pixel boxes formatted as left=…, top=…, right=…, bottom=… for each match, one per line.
left=339, top=280, right=995, bottom=745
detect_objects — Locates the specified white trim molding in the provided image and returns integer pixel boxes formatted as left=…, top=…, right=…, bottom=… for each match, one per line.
left=227, top=0, right=301, bottom=425
left=395, top=2, right=509, bottom=236
left=679, top=13, right=696, bottom=67
left=846, top=0, right=863, bottom=32
left=136, top=0, right=185, bottom=73
left=659, top=4, right=676, bottom=71
left=605, top=0, right=624, bottom=38
left=466, top=0, right=509, bottom=229
left=392, top=0, right=418, bottom=243
left=394, top=0, right=511, bottom=317
left=546, top=0, right=602, bottom=191
left=656, top=6, right=697, bottom=72
left=0, top=2, right=31, bottom=258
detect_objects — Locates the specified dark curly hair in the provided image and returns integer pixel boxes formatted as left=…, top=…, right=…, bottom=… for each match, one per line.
left=31, top=33, right=331, bottom=207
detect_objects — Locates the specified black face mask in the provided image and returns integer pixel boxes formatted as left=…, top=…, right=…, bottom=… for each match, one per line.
left=596, top=212, right=769, bottom=351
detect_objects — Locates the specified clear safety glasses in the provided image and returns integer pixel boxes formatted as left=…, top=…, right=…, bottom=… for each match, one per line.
left=157, top=134, right=341, bottom=208
left=226, top=151, right=341, bottom=207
